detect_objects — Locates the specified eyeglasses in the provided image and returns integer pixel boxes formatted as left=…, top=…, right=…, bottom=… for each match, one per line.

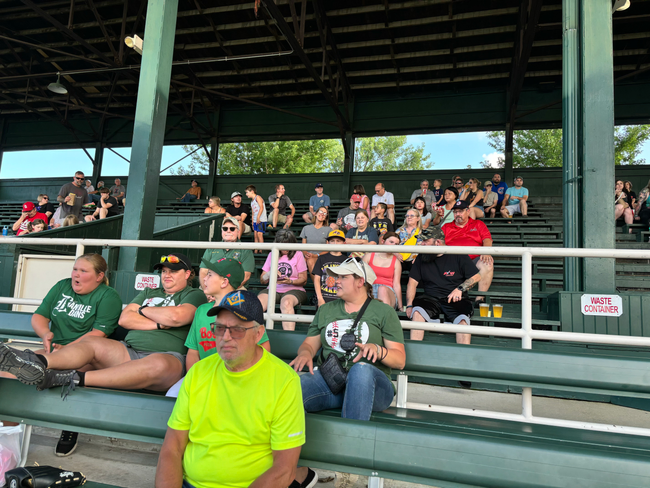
left=42, top=197, right=49, bottom=200
left=454, top=182, right=463, bottom=185
left=75, top=177, right=85, bottom=181
left=211, top=323, right=258, bottom=339
left=341, top=257, right=367, bottom=282
left=222, top=226, right=238, bottom=232
left=160, top=255, right=180, bottom=264
left=406, top=214, right=417, bottom=218
left=317, top=211, right=328, bottom=215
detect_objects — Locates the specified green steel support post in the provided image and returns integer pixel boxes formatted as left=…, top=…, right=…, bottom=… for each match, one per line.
left=580, top=0, right=616, bottom=292
left=341, top=132, right=354, bottom=199
left=206, top=137, right=218, bottom=199
left=117, top=0, right=179, bottom=273
left=0, top=119, right=5, bottom=175
left=562, top=0, right=582, bottom=291
left=91, top=141, right=104, bottom=187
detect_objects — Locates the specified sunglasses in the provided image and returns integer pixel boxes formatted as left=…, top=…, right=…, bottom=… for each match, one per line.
left=341, top=257, right=367, bottom=282
left=75, top=177, right=85, bottom=180
left=222, top=226, right=238, bottom=231
left=211, top=323, right=258, bottom=339
left=454, top=182, right=463, bottom=185
left=42, top=197, right=49, bottom=200
left=160, top=255, right=181, bottom=264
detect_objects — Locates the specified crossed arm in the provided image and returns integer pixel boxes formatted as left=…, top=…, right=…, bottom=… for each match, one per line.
left=119, top=303, right=198, bottom=330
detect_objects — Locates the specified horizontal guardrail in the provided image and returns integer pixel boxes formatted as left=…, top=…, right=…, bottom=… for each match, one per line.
left=2, top=236, right=649, bottom=437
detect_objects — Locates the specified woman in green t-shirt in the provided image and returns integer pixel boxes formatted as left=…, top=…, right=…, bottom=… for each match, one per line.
left=32, top=253, right=122, bottom=353
left=290, top=257, right=406, bottom=421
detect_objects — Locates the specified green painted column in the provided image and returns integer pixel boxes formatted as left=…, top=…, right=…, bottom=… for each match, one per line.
left=206, top=137, right=218, bottom=199
left=341, top=132, right=354, bottom=199
left=580, top=0, right=616, bottom=292
left=562, top=0, right=582, bottom=291
left=91, top=141, right=104, bottom=187
left=118, top=0, right=179, bottom=272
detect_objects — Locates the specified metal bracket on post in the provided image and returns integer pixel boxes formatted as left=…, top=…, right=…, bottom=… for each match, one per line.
left=368, top=475, right=384, bottom=488
left=396, top=372, right=408, bottom=408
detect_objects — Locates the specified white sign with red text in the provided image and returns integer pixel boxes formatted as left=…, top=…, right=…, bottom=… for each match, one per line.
left=580, top=294, right=623, bottom=317
left=135, top=274, right=160, bottom=291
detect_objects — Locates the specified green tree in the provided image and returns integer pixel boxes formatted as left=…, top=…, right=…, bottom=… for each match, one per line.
left=482, top=126, right=650, bottom=168
left=173, top=136, right=432, bottom=175
left=354, top=136, right=433, bottom=172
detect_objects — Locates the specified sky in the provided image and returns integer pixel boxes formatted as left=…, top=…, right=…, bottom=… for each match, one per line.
left=1, top=132, right=648, bottom=179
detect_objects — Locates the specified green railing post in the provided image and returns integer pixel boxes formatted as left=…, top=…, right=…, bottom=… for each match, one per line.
left=562, top=0, right=582, bottom=291
left=117, top=0, right=179, bottom=274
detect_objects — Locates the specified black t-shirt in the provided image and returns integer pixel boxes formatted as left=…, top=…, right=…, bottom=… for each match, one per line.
left=226, top=204, right=252, bottom=227
left=35, top=202, right=55, bottom=220
left=369, top=217, right=394, bottom=237
left=104, top=196, right=119, bottom=216
left=409, top=253, right=479, bottom=298
left=312, top=253, right=347, bottom=302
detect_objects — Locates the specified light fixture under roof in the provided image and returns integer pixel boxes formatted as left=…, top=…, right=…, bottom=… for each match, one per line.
left=612, top=0, right=631, bottom=12
left=47, top=73, right=67, bottom=94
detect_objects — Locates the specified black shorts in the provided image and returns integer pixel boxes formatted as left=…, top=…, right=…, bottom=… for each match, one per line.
left=412, top=295, right=474, bottom=324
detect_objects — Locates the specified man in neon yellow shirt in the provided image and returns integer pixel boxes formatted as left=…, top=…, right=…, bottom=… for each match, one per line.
left=155, top=291, right=307, bottom=488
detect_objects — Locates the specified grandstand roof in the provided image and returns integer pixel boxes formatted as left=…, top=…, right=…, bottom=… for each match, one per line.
left=0, top=0, right=649, bottom=149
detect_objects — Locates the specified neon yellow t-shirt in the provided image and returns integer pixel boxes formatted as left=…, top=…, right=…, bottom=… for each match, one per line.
left=167, top=348, right=305, bottom=488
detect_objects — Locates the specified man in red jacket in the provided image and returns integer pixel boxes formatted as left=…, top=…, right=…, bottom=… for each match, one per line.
left=442, top=200, right=493, bottom=300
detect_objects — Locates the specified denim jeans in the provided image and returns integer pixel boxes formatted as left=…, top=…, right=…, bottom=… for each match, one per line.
left=181, top=194, right=198, bottom=202
left=300, top=362, right=394, bottom=421
left=182, top=480, right=195, bottom=488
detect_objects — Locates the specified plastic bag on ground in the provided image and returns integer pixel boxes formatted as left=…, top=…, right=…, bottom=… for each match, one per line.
left=0, top=424, right=24, bottom=487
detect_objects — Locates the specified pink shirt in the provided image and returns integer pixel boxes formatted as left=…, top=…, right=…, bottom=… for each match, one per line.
left=262, top=251, right=308, bottom=293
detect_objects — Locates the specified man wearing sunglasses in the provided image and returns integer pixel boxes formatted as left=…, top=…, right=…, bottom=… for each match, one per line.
left=157, top=290, right=306, bottom=488
left=0, top=253, right=207, bottom=395
left=200, top=216, right=255, bottom=290
left=57, top=171, right=90, bottom=221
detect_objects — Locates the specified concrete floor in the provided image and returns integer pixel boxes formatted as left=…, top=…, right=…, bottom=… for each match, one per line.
left=19, top=383, right=649, bottom=488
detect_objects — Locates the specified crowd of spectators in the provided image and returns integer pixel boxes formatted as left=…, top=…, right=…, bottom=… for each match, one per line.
left=3, top=172, right=648, bottom=488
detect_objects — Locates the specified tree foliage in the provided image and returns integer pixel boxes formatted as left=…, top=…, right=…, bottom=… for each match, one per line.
left=482, top=126, right=650, bottom=168
left=172, top=136, right=432, bottom=175
left=354, top=136, right=433, bottom=172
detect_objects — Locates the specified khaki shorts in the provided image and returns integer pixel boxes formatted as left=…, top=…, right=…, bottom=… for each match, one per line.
left=277, top=214, right=287, bottom=224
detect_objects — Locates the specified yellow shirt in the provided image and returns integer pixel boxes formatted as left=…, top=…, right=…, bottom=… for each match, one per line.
left=167, top=348, right=305, bottom=488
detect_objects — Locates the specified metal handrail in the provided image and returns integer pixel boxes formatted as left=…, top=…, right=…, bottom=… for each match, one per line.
left=2, top=236, right=650, bottom=436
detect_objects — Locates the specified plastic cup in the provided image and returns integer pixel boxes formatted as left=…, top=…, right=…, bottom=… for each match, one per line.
left=493, top=304, right=503, bottom=318
left=479, top=303, right=489, bottom=317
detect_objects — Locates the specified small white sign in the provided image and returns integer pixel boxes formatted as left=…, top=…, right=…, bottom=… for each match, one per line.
left=135, top=273, right=160, bottom=290
left=580, top=294, right=623, bottom=317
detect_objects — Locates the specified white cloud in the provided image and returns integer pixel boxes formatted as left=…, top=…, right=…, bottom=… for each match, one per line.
left=482, top=152, right=504, bottom=167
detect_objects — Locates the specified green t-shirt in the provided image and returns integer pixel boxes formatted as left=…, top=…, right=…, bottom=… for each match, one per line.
left=168, top=349, right=305, bottom=488
left=200, top=244, right=255, bottom=273
left=307, top=299, right=404, bottom=380
left=126, top=286, right=207, bottom=355
left=35, top=278, right=122, bottom=346
left=185, top=302, right=269, bottom=360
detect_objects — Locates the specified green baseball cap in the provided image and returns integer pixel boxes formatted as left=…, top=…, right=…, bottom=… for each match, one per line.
left=200, top=257, right=244, bottom=289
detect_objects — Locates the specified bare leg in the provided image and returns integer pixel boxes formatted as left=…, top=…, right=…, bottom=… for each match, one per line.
left=377, top=286, right=396, bottom=309
left=302, top=212, right=312, bottom=223
left=456, top=319, right=471, bottom=345
left=85, top=354, right=183, bottom=391
left=410, top=311, right=426, bottom=341
left=283, top=215, right=294, bottom=229
left=271, top=208, right=279, bottom=227
left=280, top=295, right=300, bottom=331
left=44, top=336, right=130, bottom=371
left=470, top=208, right=484, bottom=220
left=519, top=200, right=528, bottom=216
left=614, top=204, right=624, bottom=220
left=475, top=259, right=494, bottom=300
left=258, top=293, right=269, bottom=312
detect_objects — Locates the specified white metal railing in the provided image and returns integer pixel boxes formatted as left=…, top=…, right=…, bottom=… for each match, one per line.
left=2, top=236, right=650, bottom=436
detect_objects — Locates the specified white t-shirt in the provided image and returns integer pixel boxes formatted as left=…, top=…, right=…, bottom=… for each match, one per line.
left=371, top=191, right=395, bottom=207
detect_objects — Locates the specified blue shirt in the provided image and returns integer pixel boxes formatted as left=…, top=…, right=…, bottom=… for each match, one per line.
left=309, top=193, right=330, bottom=211
left=491, top=182, right=509, bottom=203
left=505, top=186, right=529, bottom=202
left=433, top=188, right=444, bottom=205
